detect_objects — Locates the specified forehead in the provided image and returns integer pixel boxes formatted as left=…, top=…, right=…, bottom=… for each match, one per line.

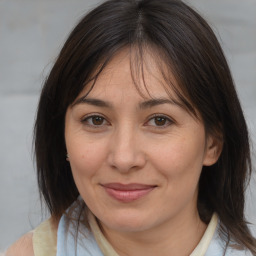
left=76, top=48, right=182, bottom=103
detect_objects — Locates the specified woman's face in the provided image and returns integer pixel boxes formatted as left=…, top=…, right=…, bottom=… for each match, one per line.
left=65, top=49, right=219, bottom=234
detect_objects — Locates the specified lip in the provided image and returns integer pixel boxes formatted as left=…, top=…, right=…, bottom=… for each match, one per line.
left=101, top=183, right=156, bottom=202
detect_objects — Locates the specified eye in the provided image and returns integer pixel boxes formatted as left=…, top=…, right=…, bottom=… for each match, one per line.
left=146, top=115, right=173, bottom=128
left=81, top=115, right=109, bottom=127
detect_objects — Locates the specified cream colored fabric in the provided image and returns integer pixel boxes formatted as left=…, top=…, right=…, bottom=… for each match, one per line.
left=33, top=219, right=57, bottom=256
left=88, top=211, right=119, bottom=256
left=190, top=213, right=218, bottom=255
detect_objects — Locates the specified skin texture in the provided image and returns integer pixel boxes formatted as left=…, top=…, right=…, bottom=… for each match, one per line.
left=5, top=217, right=59, bottom=256
left=5, top=232, right=34, bottom=256
left=65, top=49, right=221, bottom=256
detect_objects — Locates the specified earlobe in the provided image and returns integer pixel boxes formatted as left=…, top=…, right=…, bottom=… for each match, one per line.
left=203, top=135, right=223, bottom=166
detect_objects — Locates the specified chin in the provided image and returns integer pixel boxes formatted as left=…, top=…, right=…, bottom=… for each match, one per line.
left=99, top=210, right=155, bottom=233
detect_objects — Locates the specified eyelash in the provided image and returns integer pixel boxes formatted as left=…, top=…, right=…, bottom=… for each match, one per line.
left=81, top=114, right=174, bottom=129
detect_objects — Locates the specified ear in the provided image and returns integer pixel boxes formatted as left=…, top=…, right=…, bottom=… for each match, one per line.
left=203, top=135, right=223, bottom=166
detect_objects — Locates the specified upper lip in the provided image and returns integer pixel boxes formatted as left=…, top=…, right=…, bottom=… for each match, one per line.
left=101, top=183, right=157, bottom=191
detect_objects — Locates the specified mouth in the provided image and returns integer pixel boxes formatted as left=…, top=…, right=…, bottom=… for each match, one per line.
left=101, top=183, right=157, bottom=203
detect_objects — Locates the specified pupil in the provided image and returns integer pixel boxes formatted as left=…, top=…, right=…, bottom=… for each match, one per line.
left=92, top=116, right=103, bottom=125
left=155, top=117, right=166, bottom=126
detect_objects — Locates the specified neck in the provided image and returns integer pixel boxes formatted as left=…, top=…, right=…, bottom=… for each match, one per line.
left=99, top=210, right=207, bottom=256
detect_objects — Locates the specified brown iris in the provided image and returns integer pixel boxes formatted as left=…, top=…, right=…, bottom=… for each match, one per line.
left=92, top=116, right=104, bottom=125
left=154, top=117, right=167, bottom=126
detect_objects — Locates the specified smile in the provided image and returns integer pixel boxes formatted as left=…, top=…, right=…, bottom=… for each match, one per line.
left=101, top=183, right=156, bottom=203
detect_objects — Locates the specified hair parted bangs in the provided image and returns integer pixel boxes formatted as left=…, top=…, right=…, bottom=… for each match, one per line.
left=50, top=0, right=225, bottom=135
left=34, top=0, right=255, bottom=253
left=71, top=44, right=199, bottom=119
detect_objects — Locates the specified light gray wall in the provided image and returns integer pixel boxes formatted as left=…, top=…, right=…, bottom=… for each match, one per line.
left=0, top=0, right=255, bottom=251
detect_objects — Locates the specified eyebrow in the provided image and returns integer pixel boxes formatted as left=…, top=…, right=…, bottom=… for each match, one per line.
left=72, top=97, right=182, bottom=109
left=139, top=98, right=182, bottom=109
left=72, top=97, right=113, bottom=108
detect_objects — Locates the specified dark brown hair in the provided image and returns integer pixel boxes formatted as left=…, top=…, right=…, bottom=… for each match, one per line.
left=34, top=0, right=256, bottom=253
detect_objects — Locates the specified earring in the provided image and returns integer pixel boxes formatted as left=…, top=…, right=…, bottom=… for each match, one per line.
left=66, top=153, right=69, bottom=161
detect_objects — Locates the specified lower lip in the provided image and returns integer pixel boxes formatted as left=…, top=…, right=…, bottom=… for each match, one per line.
left=103, top=187, right=155, bottom=202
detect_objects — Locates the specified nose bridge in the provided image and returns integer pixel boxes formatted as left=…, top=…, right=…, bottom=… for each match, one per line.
left=108, top=122, right=145, bottom=172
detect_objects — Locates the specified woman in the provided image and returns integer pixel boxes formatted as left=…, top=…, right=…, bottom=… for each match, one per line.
left=6, top=0, right=256, bottom=255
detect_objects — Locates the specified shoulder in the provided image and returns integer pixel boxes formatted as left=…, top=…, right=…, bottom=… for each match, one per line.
left=5, top=232, right=34, bottom=256
left=5, top=217, right=59, bottom=256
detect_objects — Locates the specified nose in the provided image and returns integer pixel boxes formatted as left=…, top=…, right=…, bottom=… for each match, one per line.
left=107, top=126, right=146, bottom=173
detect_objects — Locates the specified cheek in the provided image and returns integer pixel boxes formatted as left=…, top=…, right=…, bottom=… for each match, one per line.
left=67, top=137, right=108, bottom=179
left=68, top=140, right=108, bottom=201
left=150, top=135, right=206, bottom=181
